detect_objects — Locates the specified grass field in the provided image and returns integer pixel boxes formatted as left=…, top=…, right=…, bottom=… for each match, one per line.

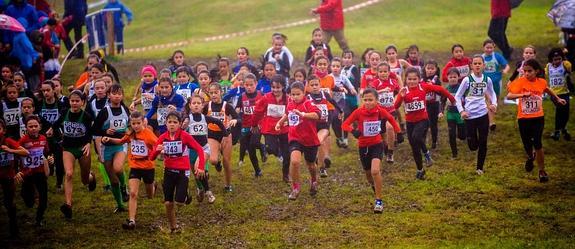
left=2, top=0, right=575, bottom=248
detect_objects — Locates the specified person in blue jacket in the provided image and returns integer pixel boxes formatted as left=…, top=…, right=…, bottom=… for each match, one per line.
left=4, top=0, right=39, bottom=32
left=63, top=0, right=88, bottom=59
left=103, top=0, right=133, bottom=54
left=9, top=18, right=38, bottom=71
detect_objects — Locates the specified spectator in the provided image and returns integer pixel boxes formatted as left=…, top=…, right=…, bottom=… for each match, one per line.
left=27, top=0, right=51, bottom=17
left=488, top=0, right=513, bottom=60
left=63, top=0, right=87, bottom=58
left=9, top=18, right=38, bottom=72
left=4, top=0, right=39, bottom=32
left=103, top=0, right=133, bottom=54
left=311, top=0, right=350, bottom=52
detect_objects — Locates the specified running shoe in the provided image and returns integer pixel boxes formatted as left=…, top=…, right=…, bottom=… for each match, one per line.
left=224, top=185, right=233, bottom=193
left=550, top=131, right=560, bottom=141
left=489, top=124, right=497, bottom=132
left=122, top=219, right=136, bottom=230
left=373, top=199, right=383, bottom=213
left=288, top=189, right=300, bottom=200
left=278, top=156, right=284, bottom=163
left=215, top=161, right=222, bottom=172
left=310, top=181, right=318, bottom=196
left=342, top=138, right=349, bottom=148
left=60, top=204, right=72, bottom=219
left=88, top=172, right=97, bottom=192
left=237, top=160, right=243, bottom=167
left=205, top=191, right=216, bottom=204
left=121, top=188, right=129, bottom=203
left=431, top=142, right=437, bottom=150
left=319, top=167, right=328, bottom=178
left=336, top=137, right=344, bottom=148
left=171, top=225, right=182, bottom=234
left=196, top=188, right=205, bottom=203
left=451, top=152, right=458, bottom=160
left=386, top=152, right=394, bottom=164
left=539, top=170, right=549, bottom=183
left=282, top=173, right=290, bottom=183
left=415, top=169, right=426, bottom=180
left=324, top=158, right=332, bottom=169
left=424, top=151, right=433, bottom=167
left=525, top=157, right=535, bottom=172
left=563, top=130, right=571, bottom=141
left=114, top=206, right=126, bottom=213
left=56, top=184, right=63, bottom=193
left=476, top=169, right=484, bottom=175
left=255, top=169, right=263, bottom=178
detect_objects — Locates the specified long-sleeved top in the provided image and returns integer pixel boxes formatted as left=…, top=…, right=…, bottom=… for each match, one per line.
left=254, top=93, right=289, bottom=135
left=342, top=105, right=401, bottom=147
left=5, top=2, right=39, bottom=32
left=455, top=74, right=497, bottom=119
left=287, top=99, right=321, bottom=146
left=263, top=47, right=293, bottom=77
left=223, top=86, right=245, bottom=108
left=103, top=0, right=133, bottom=27
left=315, top=0, right=344, bottom=31
left=18, top=134, right=48, bottom=176
left=145, top=92, right=186, bottom=126
left=64, top=0, right=88, bottom=26
left=441, top=57, right=471, bottom=83
left=150, top=129, right=205, bottom=171
left=395, top=84, right=455, bottom=123
left=342, top=64, right=361, bottom=90
left=256, top=77, right=272, bottom=94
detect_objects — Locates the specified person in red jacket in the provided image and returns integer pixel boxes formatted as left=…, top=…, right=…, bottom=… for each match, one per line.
left=441, top=44, right=472, bottom=83
left=253, top=75, right=290, bottom=182
left=342, top=88, right=400, bottom=213
left=394, top=68, right=456, bottom=180
left=488, top=0, right=513, bottom=60
left=239, top=73, right=264, bottom=177
left=149, top=111, right=205, bottom=233
left=275, top=82, right=320, bottom=200
left=311, top=0, right=349, bottom=52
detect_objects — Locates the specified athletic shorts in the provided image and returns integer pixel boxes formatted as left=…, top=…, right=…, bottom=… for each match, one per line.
left=129, top=168, right=155, bottom=184
left=359, top=143, right=384, bottom=171
left=289, top=141, right=319, bottom=163
left=163, top=169, right=190, bottom=203
left=63, top=146, right=84, bottom=159
left=208, top=131, right=226, bottom=143
left=102, top=144, right=127, bottom=161
left=189, top=144, right=211, bottom=171
left=316, top=122, right=330, bottom=131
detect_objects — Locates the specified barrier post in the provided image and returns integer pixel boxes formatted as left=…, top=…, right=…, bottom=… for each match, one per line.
left=106, top=11, right=115, bottom=56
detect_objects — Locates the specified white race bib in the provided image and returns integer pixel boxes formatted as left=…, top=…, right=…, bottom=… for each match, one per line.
left=363, top=120, right=381, bottom=137
left=110, top=116, right=127, bottom=131
left=549, top=75, right=564, bottom=87
left=456, top=65, right=470, bottom=77
left=189, top=122, right=208, bottom=136
left=243, top=106, right=254, bottom=115
left=378, top=92, right=395, bottom=107
left=521, top=95, right=542, bottom=115
left=267, top=104, right=285, bottom=118
left=317, top=104, right=328, bottom=121
left=157, top=108, right=169, bottom=126
left=63, top=121, right=86, bottom=137
left=176, top=89, right=192, bottom=100
left=141, top=93, right=155, bottom=110
left=3, top=108, right=19, bottom=126
left=163, top=141, right=183, bottom=155
left=405, top=100, right=425, bottom=112
left=288, top=112, right=300, bottom=126
left=22, top=148, right=43, bottom=169
left=130, top=140, right=148, bottom=157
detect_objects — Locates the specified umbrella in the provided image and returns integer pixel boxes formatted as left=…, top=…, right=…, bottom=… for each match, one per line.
left=0, top=14, right=26, bottom=32
left=548, top=0, right=575, bottom=29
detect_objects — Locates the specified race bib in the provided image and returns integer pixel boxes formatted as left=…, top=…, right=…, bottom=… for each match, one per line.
left=211, top=111, right=225, bottom=122
left=176, top=89, right=192, bottom=100
left=469, top=82, right=487, bottom=97
left=363, top=120, right=381, bottom=137
left=333, top=91, right=344, bottom=102
left=0, top=151, right=14, bottom=167
left=63, top=121, right=86, bottom=137
left=378, top=92, right=395, bottom=107
left=521, top=95, right=542, bottom=115
left=405, top=100, right=425, bottom=112
left=110, top=116, right=127, bottom=131
left=19, top=122, right=27, bottom=138
left=549, top=75, right=564, bottom=88
left=267, top=104, right=285, bottom=118
left=484, top=61, right=497, bottom=73
left=425, top=92, right=437, bottom=101
left=288, top=112, right=300, bottom=126
left=456, top=65, right=470, bottom=77
left=22, top=148, right=43, bottom=169
left=317, top=104, right=328, bottom=121
left=157, top=108, right=169, bottom=126
left=40, top=109, right=59, bottom=124
left=163, top=141, right=183, bottom=155
left=3, top=108, right=19, bottom=126
left=130, top=140, right=148, bottom=157
left=189, top=122, right=208, bottom=136
left=243, top=105, right=254, bottom=115
left=141, top=93, right=155, bottom=110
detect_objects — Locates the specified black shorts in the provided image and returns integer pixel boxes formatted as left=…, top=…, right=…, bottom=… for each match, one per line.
left=316, top=122, right=330, bottom=131
left=359, top=143, right=384, bottom=171
left=289, top=141, right=319, bottom=163
left=162, top=169, right=190, bottom=203
left=208, top=131, right=226, bottom=143
left=518, top=117, right=545, bottom=150
left=129, top=168, right=155, bottom=184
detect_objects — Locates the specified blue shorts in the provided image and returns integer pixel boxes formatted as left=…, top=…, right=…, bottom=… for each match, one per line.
left=102, top=144, right=127, bottom=161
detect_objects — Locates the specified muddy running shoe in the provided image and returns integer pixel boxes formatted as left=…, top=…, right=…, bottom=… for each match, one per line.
left=60, top=204, right=72, bottom=219
left=237, top=160, right=243, bottom=167
left=336, top=137, right=344, bottom=148
left=386, top=152, right=394, bottom=164
left=476, top=169, right=484, bottom=175
left=88, top=172, right=97, bottom=192
left=415, top=169, right=426, bottom=180
left=563, top=130, right=571, bottom=141
left=525, top=157, right=535, bottom=172
left=550, top=130, right=560, bottom=141
left=121, top=188, right=129, bottom=202
left=539, top=170, right=549, bottom=183
left=205, top=191, right=216, bottom=204
left=288, top=189, right=300, bottom=200
left=171, top=225, right=182, bottom=234
left=114, top=206, right=126, bottom=213
left=319, top=167, right=328, bottom=178
left=215, top=161, right=222, bottom=172
left=342, top=138, right=349, bottom=148
left=489, top=124, right=497, bottom=132
left=224, top=185, right=233, bottom=193
left=122, top=219, right=136, bottom=230
left=373, top=199, right=383, bottom=213
left=324, top=158, right=331, bottom=169
left=310, top=181, right=318, bottom=196
left=424, top=151, right=433, bottom=167
left=196, top=188, right=205, bottom=203
left=255, top=169, right=263, bottom=178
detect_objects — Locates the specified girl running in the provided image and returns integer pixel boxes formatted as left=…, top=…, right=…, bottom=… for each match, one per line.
left=405, top=45, right=425, bottom=74
left=507, top=59, right=567, bottom=182
left=13, top=72, right=36, bottom=103
left=130, top=65, right=158, bottom=115
left=101, top=111, right=158, bottom=230
left=422, top=60, right=442, bottom=149
left=51, top=90, right=96, bottom=219
left=372, top=62, right=402, bottom=162
left=440, top=68, right=467, bottom=158
left=441, top=44, right=472, bottom=83
left=258, top=62, right=276, bottom=94
left=482, top=39, right=510, bottom=131
left=304, top=28, right=333, bottom=67
left=342, top=88, right=401, bottom=213
left=194, top=70, right=212, bottom=103
left=175, top=66, right=199, bottom=101
left=168, top=50, right=193, bottom=79
left=145, top=77, right=186, bottom=136
left=217, top=57, right=233, bottom=94
left=291, top=68, right=307, bottom=86
left=93, top=84, right=131, bottom=212
left=1, top=82, right=23, bottom=139
left=394, top=68, right=456, bottom=179
left=185, top=94, right=226, bottom=204
left=385, top=45, right=411, bottom=83
left=330, top=57, right=357, bottom=148
left=150, top=112, right=205, bottom=233
left=0, top=119, right=28, bottom=237
left=203, top=83, right=239, bottom=192
left=359, top=48, right=375, bottom=77
left=341, top=51, right=361, bottom=144
left=263, top=33, right=293, bottom=77
left=233, top=47, right=256, bottom=74
left=455, top=55, right=498, bottom=175
left=546, top=48, right=572, bottom=141
left=238, top=74, right=265, bottom=176
left=276, top=82, right=321, bottom=200
left=16, top=116, right=49, bottom=227
left=84, top=63, right=106, bottom=99
left=254, top=76, right=290, bottom=182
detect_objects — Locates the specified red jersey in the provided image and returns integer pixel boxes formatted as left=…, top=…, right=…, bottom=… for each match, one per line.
left=360, top=69, right=399, bottom=89
left=373, top=77, right=400, bottom=113
left=441, top=57, right=472, bottom=82
left=254, top=93, right=288, bottom=135
left=19, top=135, right=49, bottom=176
left=394, top=84, right=455, bottom=123
left=0, top=137, right=20, bottom=179
left=422, top=76, right=442, bottom=103
left=241, top=91, right=263, bottom=128
left=287, top=99, right=321, bottom=146
left=150, top=129, right=205, bottom=171
left=342, top=105, right=401, bottom=147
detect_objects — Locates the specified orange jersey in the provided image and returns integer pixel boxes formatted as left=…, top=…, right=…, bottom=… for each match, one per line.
left=75, top=72, right=89, bottom=88
left=120, top=128, right=158, bottom=169
left=507, top=76, right=548, bottom=119
left=306, top=75, right=336, bottom=110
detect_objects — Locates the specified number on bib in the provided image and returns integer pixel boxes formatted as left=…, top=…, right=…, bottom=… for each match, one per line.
left=23, top=149, right=43, bottom=169
left=378, top=92, right=394, bottom=107
left=40, top=109, right=59, bottom=123
left=163, top=141, right=183, bottom=155
left=405, top=100, right=425, bottom=112
left=288, top=112, right=300, bottom=126
left=157, top=108, right=168, bottom=126
left=363, top=121, right=381, bottom=137
left=521, top=95, right=542, bottom=115
left=267, top=104, right=285, bottom=118
left=3, top=109, right=19, bottom=126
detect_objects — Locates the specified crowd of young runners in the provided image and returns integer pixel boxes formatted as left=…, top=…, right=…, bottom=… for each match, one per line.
left=0, top=31, right=572, bottom=236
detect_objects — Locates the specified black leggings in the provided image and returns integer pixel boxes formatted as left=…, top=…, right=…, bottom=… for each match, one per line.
left=343, top=104, right=358, bottom=138
left=407, top=120, right=429, bottom=170
left=21, top=173, right=48, bottom=222
left=330, top=110, right=343, bottom=139
left=518, top=117, right=545, bottom=158
left=488, top=17, right=512, bottom=59
left=465, top=114, right=489, bottom=170
left=239, top=129, right=261, bottom=172
left=50, top=139, right=64, bottom=186
left=1, top=178, right=18, bottom=233
left=555, top=94, right=570, bottom=131
left=426, top=102, right=440, bottom=144
left=447, top=120, right=466, bottom=156
left=264, top=133, right=290, bottom=176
